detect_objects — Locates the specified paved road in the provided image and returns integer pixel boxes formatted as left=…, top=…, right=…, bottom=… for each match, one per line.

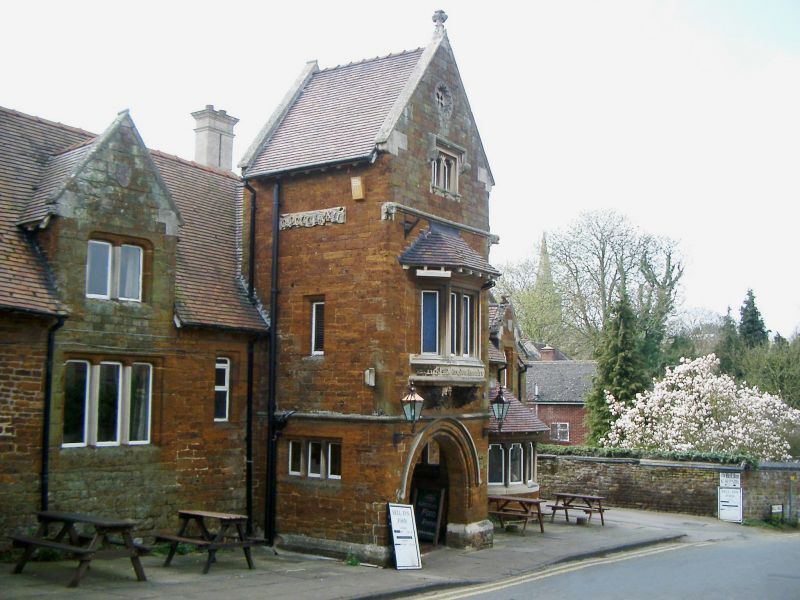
left=413, top=531, right=800, bottom=600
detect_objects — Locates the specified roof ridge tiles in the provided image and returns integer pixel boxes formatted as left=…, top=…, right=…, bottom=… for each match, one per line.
left=0, top=105, right=97, bottom=139
left=318, top=47, right=424, bottom=73
left=149, top=149, right=241, bottom=181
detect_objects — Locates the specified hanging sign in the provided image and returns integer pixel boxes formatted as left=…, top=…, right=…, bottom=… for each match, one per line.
left=388, top=503, right=422, bottom=570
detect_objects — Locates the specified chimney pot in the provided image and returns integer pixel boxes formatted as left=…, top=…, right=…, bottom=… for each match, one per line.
left=191, top=105, right=239, bottom=171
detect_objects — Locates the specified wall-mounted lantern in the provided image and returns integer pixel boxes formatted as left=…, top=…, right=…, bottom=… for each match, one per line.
left=393, top=384, right=424, bottom=445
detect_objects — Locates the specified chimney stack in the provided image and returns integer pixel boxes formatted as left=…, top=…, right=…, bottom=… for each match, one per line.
left=191, top=105, right=239, bottom=170
left=540, top=345, right=556, bottom=361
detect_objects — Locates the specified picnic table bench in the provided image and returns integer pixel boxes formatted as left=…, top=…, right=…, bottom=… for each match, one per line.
left=488, top=495, right=546, bottom=533
left=547, top=492, right=609, bottom=525
left=10, top=510, right=148, bottom=587
left=155, top=509, right=254, bottom=574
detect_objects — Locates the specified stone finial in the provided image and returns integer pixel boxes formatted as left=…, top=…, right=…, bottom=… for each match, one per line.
left=432, top=10, right=448, bottom=32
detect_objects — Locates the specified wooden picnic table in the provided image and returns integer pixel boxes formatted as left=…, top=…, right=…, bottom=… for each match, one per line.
left=488, top=495, right=546, bottom=533
left=155, top=509, right=254, bottom=574
left=10, top=510, right=147, bottom=587
left=548, top=492, right=608, bottom=525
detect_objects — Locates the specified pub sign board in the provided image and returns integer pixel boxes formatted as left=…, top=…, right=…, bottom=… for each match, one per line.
left=388, top=503, right=422, bottom=570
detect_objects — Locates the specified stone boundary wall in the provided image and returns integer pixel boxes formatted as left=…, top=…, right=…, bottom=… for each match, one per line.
left=537, top=454, right=800, bottom=521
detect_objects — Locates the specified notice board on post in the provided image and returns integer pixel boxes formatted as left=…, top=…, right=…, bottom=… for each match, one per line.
left=388, top=503, right=421, bottom=570
left=413, top=488, right=445, bottom=545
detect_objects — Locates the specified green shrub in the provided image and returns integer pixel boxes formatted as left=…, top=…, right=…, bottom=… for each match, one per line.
left=538, top=444, right=759, bottom=469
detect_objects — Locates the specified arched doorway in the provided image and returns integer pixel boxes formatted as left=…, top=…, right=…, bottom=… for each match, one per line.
left=398, top=418, right=491, bottom=549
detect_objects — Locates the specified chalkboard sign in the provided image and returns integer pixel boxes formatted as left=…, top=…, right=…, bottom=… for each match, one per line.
left=413, top=488, right=445, bottom=545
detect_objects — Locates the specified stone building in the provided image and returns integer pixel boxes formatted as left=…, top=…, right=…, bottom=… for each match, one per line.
left=486, top=299, right=548, bottom=496
left=239, top=12, right=500, bottom=562
left=0, top=105, right=268, bottom=543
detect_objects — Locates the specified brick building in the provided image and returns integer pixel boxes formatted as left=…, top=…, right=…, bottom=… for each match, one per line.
left=239, top=12, right=501, bottom=562
left=0, top=106, right=268, bottom=544
left=526, top=351, right=596, bottom=446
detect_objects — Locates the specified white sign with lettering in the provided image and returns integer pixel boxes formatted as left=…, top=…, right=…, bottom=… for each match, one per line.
left=719, top=472, right=741, bottom=488
left=718, top=487, right=743, bottom=523
left=388, top=503, right=421, bottom=570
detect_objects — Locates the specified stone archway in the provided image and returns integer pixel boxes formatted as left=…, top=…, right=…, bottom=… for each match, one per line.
left=397, top=417, right=491, bottom=549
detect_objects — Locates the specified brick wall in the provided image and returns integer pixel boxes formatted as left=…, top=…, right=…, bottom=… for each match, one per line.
left=536, top=404, right=588, bottom=445
left=537, top=454, right=800, bottom=521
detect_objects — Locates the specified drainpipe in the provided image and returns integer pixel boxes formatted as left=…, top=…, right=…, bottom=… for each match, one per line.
left=517, top=362, right=528, bottom=403
left=246, top=336, right=255, bottom=534
left=265, top=180, right=281, bottom=545
left=41, top=315, right=66, bottom=511
left=244, top=181, right=258, bottom=298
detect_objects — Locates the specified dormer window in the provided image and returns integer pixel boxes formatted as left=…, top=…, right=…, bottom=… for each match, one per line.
left=86, top=239, right=143, bottom=302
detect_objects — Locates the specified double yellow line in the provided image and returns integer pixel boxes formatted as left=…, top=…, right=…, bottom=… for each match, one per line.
left=411, top=542, right=700, bottom=599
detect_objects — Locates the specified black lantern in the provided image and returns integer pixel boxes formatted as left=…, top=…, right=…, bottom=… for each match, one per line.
left=394, top=384, right=424, bottom=444
left=491, top=386, right=510, bottom=431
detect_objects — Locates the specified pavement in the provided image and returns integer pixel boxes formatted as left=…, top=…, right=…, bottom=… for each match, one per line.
left=1, top=508, right=759, bottom=599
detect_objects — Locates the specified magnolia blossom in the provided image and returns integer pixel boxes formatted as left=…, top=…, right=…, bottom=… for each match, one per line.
left=601, top=354, right=800, bottom=461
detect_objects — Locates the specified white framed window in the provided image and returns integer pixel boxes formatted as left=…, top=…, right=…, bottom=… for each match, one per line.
left=308, top=441, right=323, bottom=478
left=311, top=301, right=325, bottom=355
left=327, top=442, right=342, bottom=479
left=423, top=289, right=478, bottom=357
left=509, top=443, right=523, bottom=483
left=289, top=440, right=303, bottom=476
left=421, top=291, right=439, bottom=354
left=63, top=359, right=152, bottom=448
left=431, top=148, right=459, bottom=194
left=488, top=443, right=504, bottom=485
left=214, top=358, right=230, bottom=421
left=550, top=422, right=570, bottom=442
left=86, top=240, right=143, bottom=302
left=526, top=442, right=535, bottom=484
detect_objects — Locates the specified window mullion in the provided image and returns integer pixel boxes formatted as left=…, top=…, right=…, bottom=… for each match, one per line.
left=120, top=365, right=132, bottom=444
left=88, top=365, right=99, bottom=445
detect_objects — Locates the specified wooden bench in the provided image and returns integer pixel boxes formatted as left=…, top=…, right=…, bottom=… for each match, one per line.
left=548, top=493, right=608, bottom=525
left=11, top=535, right=95, bottom=560
left=488, top=495, right=545, bottom=533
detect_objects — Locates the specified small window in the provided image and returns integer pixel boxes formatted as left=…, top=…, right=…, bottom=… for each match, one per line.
left=308, top=441, right=323, bottom=478
left=311, top=302, right=325, bottom=355
left=550, top=422, right=570, bottom=442
left=96, top=362, right=122, bottom=446
left=128, top=363, right=152, bottom=444
left=86, top=240, right=143, bottom=302
left=86, top=241, right=112, bottom=299
left=421, top=291, right=439, bottom=354
left=488, top=443, right=504, bottom=485
left=63, top=361, right=90, bottom=447
left=118, top=245, right=143, bottom=301
left=289, top=440, right=303, bottom=475
left=509, top=443, right=523, bottom=483
left=214, top=358, right=230, bottom=421
left=328, top=442, right=342, bottom=479
left=431, top=149, right=459, bottom=194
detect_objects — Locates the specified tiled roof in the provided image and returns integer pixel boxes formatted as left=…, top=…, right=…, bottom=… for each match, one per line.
left=526, top=361, right=597, bottom=404
left=489, top=340, right=506, bottom=364
left=246, top=49, right=424, bottom=177
left=487, top=385, right=549, bottom=434
left=520, top=340, right=570, bottom=362
left=399, top=223, right=500, bottom=278
left=0, top=107, right=93, bottom=315
left=488, top=302, right=507, bottom=334
left=0, top=106, right=266, bottom=331
left=151, top=152, right=266, bottom=332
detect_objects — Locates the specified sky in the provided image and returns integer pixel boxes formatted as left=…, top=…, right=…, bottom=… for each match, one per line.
left=3, top=0, right=799, bottom=336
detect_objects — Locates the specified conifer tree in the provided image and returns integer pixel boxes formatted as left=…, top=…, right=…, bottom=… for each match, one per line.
left=715, top=308, right=744, bottom=379
left=739, top=289, right=769, bottom=348
left=585, top=288, right=648, bottom=444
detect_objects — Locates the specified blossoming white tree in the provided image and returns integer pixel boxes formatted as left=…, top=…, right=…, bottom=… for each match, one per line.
left=601, top=355, right=800, bottom=461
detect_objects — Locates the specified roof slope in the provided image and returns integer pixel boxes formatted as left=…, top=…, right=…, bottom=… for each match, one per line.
left=246, top=49, right=424, bottom=177
left=399, top=223, right=500, bottom=277
left=488, top=385, right=549, bottom=434
left=0, top=106, right=265, bottom=330
left=526, top=361, right=597, bottom=404
left=0, top=107, right=93, bottom=315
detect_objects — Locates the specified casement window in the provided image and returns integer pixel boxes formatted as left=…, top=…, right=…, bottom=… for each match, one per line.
left=311, top=301, right=325, bottom=355
left=86, top=240, right=143, bottom=302
left=421, top=289, right=478, bottom=357
left=550, top=422, right=570, bottom=442
left=288, top=439, right=342, bottom=480
left=214, top=358, right=230, bottom=422
left=431, top=148, right=459, bottom=194
left=489, top=441, right=538, bottom=488
left=289, top=440, right=303, bottom=475
left=488, top=444, right=504, bottom=485
left=63, top=360, right=152, bottom=447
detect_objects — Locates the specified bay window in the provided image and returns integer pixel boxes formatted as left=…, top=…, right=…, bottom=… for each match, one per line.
left=489, top=441, right=538, bottom=489
left=420, top=288, right=478, bottom=357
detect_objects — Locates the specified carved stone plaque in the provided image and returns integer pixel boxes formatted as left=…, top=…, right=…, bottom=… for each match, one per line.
left=279, top=206, right=346, bottom=230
